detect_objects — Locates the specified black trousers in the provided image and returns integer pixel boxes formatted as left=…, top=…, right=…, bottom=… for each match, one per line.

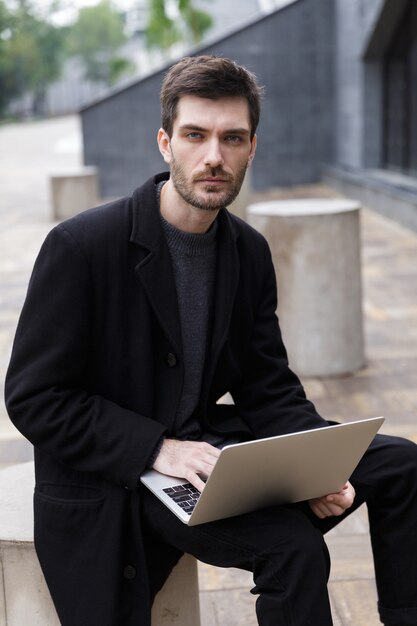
left=142, top=434, right=417, bottom=626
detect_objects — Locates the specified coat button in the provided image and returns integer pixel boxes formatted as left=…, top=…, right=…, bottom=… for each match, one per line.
left=123, top=565, right=137, bottom=580
left=165, top=352, right=177, bottom=367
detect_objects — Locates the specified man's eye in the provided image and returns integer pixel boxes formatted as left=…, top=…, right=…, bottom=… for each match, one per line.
left=187, top=132, right=202, bottom=140
left=225, top=135, right=242, bottom=144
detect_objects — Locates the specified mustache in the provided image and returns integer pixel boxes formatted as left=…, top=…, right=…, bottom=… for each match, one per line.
left=193, top=167, right=232, bottom=181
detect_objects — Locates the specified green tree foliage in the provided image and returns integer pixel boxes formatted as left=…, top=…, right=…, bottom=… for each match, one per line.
left=67, top=0, right=134, bottom=85
left=146, top=0, right=179, bottom=49
left=0, top=1, right=16, bottom=115
left=145, top=0, right=213, bottom=49
left=178, top=0, right=212, bottom=45
left=0, top=0, right=66, bottom=116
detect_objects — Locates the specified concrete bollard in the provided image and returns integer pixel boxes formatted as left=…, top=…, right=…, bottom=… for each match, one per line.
left=248, top=199, right=364, bottom=377
left=50, top=166, right=99, bottom=221
left=0, top=462, right=201, bottom=626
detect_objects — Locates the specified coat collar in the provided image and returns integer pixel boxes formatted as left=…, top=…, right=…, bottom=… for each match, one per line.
left=129, top=172, right=241, bottom=368
left=130, top=172, right=170, bottom=250
left=130, top=173, right=182, bottom=353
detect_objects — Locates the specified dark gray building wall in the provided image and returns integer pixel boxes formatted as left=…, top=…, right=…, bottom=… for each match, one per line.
left=333, top=0, right=411, bottom=171
left=333, top=0, right=387, bottom=169
left=82, top=73, right=163, bottom=198
left=325, top=0, right=417, bottom=232
left=334, top=0, right=367, bottom=168
left=81, top=0, right=335, bottom=198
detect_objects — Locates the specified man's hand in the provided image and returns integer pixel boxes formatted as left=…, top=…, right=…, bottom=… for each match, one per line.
left=308, top=481, right=356, bottom=519
left=152, top=439, right=221, bottom=492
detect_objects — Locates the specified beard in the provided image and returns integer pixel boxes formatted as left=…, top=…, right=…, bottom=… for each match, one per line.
left=170, top=154, right=248, bottom=212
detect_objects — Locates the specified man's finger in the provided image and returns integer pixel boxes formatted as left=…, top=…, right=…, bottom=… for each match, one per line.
left=184, top=470, right=207, bottom=493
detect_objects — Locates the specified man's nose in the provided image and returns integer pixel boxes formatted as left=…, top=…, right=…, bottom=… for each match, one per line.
left=203, top=139, right=224, bottom=168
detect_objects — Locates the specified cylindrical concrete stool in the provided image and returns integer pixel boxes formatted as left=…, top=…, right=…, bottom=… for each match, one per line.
left=0, top=462, right=200, bottom=626
left=248, top=199, right=364, bottom=377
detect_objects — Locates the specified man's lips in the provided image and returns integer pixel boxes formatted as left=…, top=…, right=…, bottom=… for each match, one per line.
left=196, top=177, right=229, bottom=184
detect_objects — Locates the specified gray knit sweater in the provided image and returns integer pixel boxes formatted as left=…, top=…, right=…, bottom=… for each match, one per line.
left=161, top=213, right=217, bottom=440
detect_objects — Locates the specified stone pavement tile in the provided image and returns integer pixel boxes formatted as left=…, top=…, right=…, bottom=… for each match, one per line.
left=198, top=564, right=253, bottom=591
left=329, top=579, right=379, bottom=626
left=198, top=563, right=256, bottom=625
left=366, top=328, right=417, bottom=355
left=199, top=587, right=257, bottom=626
left=326, top=534, right=375, bottom=581
left=374, top=356, right=417, bottom=375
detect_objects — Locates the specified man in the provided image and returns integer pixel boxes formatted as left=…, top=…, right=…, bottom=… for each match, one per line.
left=5, top=55, right=417, bottom=626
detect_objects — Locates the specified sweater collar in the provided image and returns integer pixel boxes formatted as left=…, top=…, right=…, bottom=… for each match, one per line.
left=130, top=172, right=238, bottom=251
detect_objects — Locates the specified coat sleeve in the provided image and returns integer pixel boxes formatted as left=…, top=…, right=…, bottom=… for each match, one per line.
left=232, top=236, right=329, bottom=438
left=5, top=225, right=166, bottom=489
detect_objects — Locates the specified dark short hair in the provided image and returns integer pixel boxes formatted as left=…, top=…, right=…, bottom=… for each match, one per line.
left=160, top=55, right=263, bottom=139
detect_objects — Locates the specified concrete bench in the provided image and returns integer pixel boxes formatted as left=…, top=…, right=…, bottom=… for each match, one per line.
left=248, top=199, right=364, bottom=377
left=0, top=462, right=200, bottom=625
left=50, top=167, right=100, bottom=221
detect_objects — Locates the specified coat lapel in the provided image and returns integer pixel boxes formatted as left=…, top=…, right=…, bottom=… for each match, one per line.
left=129, top=174, right=182, bottom=354
left=205, top=209, right=240, bottom=381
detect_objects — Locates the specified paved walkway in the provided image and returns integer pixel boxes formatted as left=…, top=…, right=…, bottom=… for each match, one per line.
left=1, top=115, right=417, bottom=625
left=0, top=115, right=83, bottom=463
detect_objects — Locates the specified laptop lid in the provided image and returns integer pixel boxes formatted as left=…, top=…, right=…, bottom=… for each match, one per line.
left=141, top=416, right=384, bottom=526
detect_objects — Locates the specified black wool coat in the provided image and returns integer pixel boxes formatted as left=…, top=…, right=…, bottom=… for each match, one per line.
left=5, top=172, right=326, bottom=625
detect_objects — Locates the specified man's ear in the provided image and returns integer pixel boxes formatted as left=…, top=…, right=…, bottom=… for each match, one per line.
left=157, top=128, right=172, bottom=165
left=247, top=134, right=257, bottom=167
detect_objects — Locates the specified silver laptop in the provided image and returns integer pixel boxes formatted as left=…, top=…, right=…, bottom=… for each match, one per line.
left=140, top=416, right=384, bottom=526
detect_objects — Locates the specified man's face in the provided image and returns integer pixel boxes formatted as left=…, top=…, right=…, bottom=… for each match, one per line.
left=158, top=95, right=256, bottom=211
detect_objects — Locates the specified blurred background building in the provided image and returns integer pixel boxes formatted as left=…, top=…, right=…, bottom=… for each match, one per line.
left=76, top=0, right=417, bottom=231
left=8, top=0, right=289, bottom=118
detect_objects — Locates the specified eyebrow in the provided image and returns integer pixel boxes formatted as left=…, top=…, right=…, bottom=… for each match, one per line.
left=179, top=124, right=250, bottom=135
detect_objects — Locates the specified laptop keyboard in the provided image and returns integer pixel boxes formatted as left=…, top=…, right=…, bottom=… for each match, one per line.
left=163, top=483, right=201, bottom=515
